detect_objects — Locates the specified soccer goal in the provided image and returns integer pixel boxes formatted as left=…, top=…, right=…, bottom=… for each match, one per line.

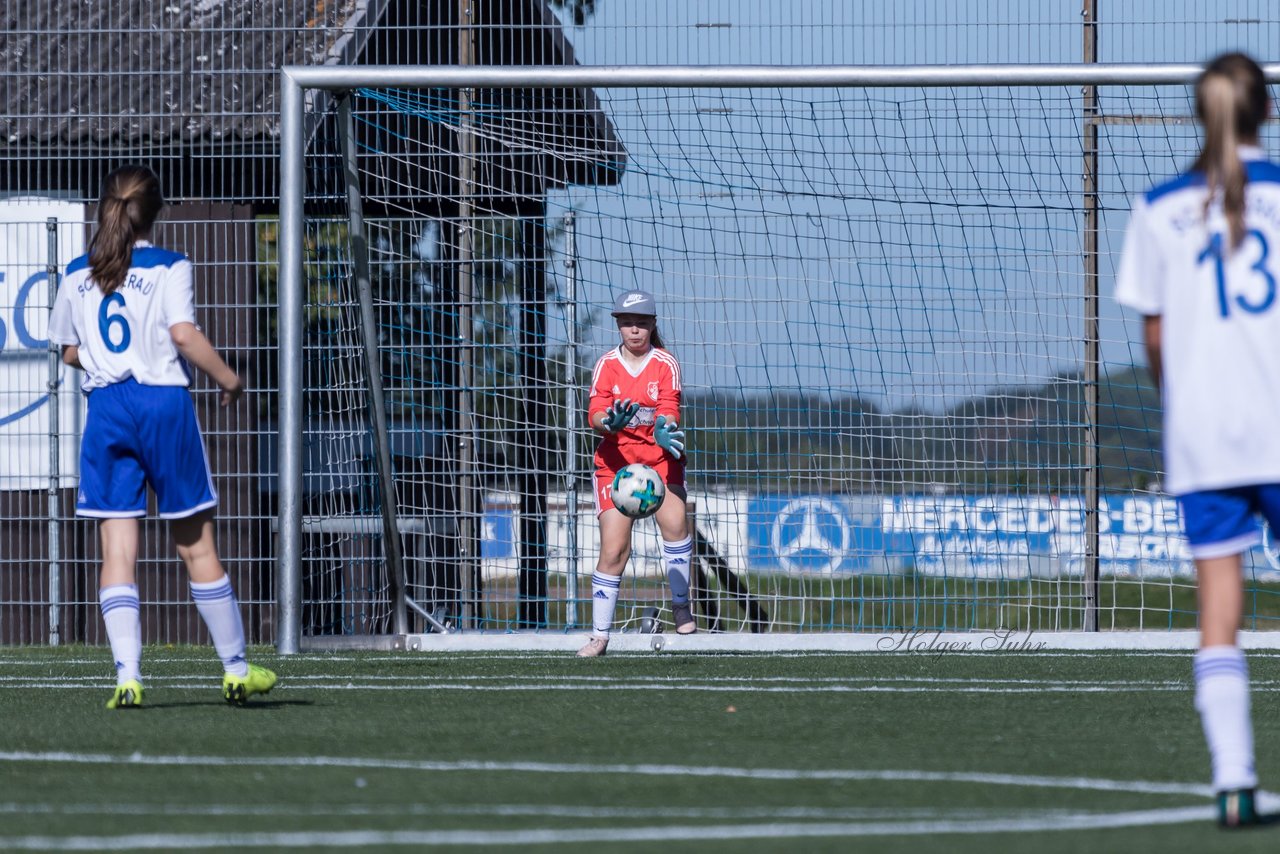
left=275, top=63, right=1280, bottom=653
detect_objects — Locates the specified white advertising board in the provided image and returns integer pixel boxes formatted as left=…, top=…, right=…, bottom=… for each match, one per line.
left=0, top=200, right=86, bottom=490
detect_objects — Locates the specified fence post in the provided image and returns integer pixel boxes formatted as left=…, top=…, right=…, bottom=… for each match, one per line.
left=46, top=217, right=61, bottom=646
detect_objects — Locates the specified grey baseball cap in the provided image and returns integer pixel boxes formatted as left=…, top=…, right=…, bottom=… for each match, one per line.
left=611, top=290, right=657, bottom=316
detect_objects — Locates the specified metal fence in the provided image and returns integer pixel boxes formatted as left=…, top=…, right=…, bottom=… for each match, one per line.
left=8, top=0, right=1280, bottom=648
left=0, top=210, right=274, bottom=645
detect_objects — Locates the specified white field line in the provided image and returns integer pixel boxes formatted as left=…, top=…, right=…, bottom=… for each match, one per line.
left=6, top=756, right=1269, bottom=848
left=0, top=680, right=1206, bottom=694
left=0, top=801, right=1086, bottom=821
left=0, top=752, right=1224, bottom=797
left=0, top=673, right=1198, bottom=687
left=3, top=670, right=1268, bottom=693
left=19, top=650, right=1280, bottom=665
left=0, top=807, right=1222, bottom=849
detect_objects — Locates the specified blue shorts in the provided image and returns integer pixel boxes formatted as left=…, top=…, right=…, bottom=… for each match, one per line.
left=76, top=379, right=217, bottom=519
left=1177, top=484, right=1280, bottom=559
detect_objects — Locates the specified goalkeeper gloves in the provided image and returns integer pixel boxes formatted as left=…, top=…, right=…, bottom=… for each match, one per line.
left=601, top=398, right=640, bottom=433
left=654, top=415, right=685, bottom=460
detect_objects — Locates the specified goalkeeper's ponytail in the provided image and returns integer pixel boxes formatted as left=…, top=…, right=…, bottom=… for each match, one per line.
left=651, top=326, right=665, bottom=350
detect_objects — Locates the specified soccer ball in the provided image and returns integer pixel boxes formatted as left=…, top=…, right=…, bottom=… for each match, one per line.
left=611, top=463, right=666, bottom=519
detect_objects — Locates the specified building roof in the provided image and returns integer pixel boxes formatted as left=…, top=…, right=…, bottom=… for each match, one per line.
left=0, top=0, right=624, bottom=204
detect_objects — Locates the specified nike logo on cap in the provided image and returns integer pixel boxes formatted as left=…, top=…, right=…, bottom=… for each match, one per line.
left=622, top=293, right=645, bottom=307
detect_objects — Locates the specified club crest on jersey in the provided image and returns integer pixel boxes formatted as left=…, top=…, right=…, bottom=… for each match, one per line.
left=647, top=381, right=659, bottom=400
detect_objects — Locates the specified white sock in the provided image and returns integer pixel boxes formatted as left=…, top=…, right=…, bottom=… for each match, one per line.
left=591, top=572, right=620, bottom=638
left=190, top=576, right=248, bottom=677
left=100, top=584, right=142, bottom=685
left=663, top=535, right=693, bottom=605
left=1194, top=646, right=1257, bottom=791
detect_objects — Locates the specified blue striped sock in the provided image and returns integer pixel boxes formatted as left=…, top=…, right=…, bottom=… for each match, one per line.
left=100, top=584, right=142, bottom=684
left=662, top=535, right=694, bottom=605
left=591, top=572, right=621, bottom=637
left=1194, top=646, right=1256, bottom=791
left=191, top=576, right=247, bottom=677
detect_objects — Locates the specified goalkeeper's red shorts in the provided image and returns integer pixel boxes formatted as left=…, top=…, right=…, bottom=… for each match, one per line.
left=592, top=455, right=685, bottom=517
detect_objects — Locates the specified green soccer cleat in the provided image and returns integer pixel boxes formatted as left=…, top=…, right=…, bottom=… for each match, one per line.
left=222, top=663, right=278, bottom=706
left=1217, top=788, right=1264, bottom=828
left=106, top=679, right=143, bottom=710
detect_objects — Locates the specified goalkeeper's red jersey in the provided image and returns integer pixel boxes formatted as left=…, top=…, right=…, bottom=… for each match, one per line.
left=588, top=345, right=683, bottom=472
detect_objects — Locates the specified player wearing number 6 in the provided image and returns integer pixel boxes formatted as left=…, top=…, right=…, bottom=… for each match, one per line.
left=1116, top=53, right=1278, bottom=827
left=48, top=165, right=276, bottom=708
left=577, top=290, right=692, bottom=657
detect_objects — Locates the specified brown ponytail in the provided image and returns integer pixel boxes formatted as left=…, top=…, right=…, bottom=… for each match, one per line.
left=89, top=165, right=164, bottom=295
left=651, top=325, right=666, bottom=350
left=1194, top=53, right=1268, bottom=250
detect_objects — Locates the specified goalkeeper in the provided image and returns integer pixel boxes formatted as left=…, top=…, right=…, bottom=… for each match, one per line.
left=578, top=290, right=693, bottom=657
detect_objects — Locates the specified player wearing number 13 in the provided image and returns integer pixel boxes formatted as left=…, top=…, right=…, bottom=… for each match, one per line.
left=1116, top=53, right=1279, bottom=828
left=48, top=165, right=275, bottom=708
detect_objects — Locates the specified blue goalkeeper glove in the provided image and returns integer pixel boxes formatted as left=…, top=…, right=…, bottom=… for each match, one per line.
left=654, top=415, right=685, bottom=460
left=601, top=398, right=640, bottom=433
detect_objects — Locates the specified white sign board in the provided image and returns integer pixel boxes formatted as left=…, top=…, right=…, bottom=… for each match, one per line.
left=0, top=200, right=86, bottom=490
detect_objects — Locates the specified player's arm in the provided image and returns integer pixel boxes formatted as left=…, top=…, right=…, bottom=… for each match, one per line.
left=655, top=356, right=682, bottom=423
left=587, top=362, right=612, bottom=435
left=654, top=357, right=685, bottom=459
left=169, top=322, right=244, bottom=406
left=589, top=409, right=612, bottom=434
left=1144, top=315, right=1163, bottom=392
left=60, top=345, right=82, bottom=369
left=163, top=258, right=243, bottom=406
left=587, top=358, right=636, bottom=434
left=1115, top=197, right=1165, bottom=394
left=48, top=282, right=81, bottom=369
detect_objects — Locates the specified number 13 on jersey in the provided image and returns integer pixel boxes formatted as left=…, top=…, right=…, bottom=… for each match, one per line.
left=1197, top=229, right=1277, bottom=318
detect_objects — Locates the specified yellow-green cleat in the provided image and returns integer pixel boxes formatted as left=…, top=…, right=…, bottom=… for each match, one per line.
left=106, top=679, right=143, bottom=710
left=222, top=663, right=277, bottom=706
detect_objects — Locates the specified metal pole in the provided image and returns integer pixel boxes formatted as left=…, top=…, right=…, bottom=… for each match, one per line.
left=277, top=71, right=306, bottom=654
left=46, top=218, right=61, bottom=647
left=456, top=0, right=479, bottom=628
left=283, top=63, right=1238, bottom=92
left=517, top=212, right=549, bottom=628
left=1081, top=0, right=1101, bottom=632
left=563, top=212, right=579, bottom=628
left=338, top=94, right=412, bottom=636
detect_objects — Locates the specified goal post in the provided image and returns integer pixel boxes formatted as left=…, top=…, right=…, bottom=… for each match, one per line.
left=276, top=63, right=1280, bottom=654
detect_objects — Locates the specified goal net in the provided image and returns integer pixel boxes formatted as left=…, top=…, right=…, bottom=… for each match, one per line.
left=276, top=67, right=1280, bottom=644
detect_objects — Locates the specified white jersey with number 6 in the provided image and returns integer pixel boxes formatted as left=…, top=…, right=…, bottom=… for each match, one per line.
left=1116, top=145, right=1280, bottom=495
left=49, top=241, right=197, bottom=392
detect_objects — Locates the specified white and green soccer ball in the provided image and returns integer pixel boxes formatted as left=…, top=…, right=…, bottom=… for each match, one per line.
left=611, top=463, right=666, bottom=519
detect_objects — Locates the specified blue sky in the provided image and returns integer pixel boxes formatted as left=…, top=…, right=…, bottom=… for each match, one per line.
left=539, top=2, right=1280, bottom=410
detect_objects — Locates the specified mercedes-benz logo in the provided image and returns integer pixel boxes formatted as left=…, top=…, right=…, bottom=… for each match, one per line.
left=770, top=497, right=851, bottom=574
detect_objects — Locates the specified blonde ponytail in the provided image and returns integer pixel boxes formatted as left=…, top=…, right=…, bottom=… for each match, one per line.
left=1193, top=54, right=1268, bottom=250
